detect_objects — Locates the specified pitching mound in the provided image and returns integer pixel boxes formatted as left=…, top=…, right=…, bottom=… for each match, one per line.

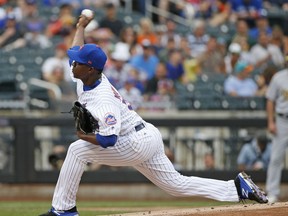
left=118, top=202, right=287, bottom=216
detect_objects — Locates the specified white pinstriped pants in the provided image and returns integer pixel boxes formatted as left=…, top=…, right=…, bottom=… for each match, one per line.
left=52, top=122, right=239, bottom=210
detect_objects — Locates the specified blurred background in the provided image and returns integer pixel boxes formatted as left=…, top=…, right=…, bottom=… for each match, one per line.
left=0, top=0, right=288, bottom=200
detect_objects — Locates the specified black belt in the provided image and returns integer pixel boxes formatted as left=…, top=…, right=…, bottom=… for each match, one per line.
left=277, top=113, right=288, bottom=118
left=135, top=123, right=145, bottom=132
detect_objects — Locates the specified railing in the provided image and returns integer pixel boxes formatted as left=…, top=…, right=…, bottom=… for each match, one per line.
left=145, top=0, right=194, bottom=27
left=29, top=78, right=62, bottom=100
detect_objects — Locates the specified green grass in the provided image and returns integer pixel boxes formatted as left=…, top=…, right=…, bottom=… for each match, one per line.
left=0, top=200, right=235, bottom=216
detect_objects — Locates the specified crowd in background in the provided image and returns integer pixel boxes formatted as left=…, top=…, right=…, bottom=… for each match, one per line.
left=0, top=0, right=288, bottom=111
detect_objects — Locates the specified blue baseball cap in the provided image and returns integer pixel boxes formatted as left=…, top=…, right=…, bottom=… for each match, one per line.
left=67, top=44, right=107, bottom=70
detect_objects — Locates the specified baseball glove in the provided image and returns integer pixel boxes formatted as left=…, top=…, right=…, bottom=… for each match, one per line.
left=70, top=101, right=99, bottom=134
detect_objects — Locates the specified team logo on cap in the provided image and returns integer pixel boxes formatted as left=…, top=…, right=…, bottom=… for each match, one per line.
left=104, top=113, right=117, bottom=125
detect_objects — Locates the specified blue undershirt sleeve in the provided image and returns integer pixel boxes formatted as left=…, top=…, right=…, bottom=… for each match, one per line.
left=96, top=134, right=118, bottom=148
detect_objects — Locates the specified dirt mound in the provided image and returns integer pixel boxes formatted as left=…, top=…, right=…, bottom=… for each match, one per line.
left=118, top=202, right=288, bottom=216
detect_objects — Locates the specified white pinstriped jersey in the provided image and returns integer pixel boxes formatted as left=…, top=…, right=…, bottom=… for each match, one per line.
left=73, top=74, right=143, bottom=136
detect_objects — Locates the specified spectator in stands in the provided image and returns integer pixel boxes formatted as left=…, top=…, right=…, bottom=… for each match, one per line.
left=165, top=49, right=185, bottom=81
left=192, top=0, right=215, bottom=20
left=248, top=14, right=272, bottom=41
left=262, top=0, right=288, bottom=10
left=187, top=19, right=209, bottom=58
left=118, top=26, right=144, bottom=58
left=0, top=1, right=22, bottom=25
left=148, top=78, right=174, bottom=111
left=21, top=0, right=41, bottom=22
left=144, top=62, right=174, bottom=102
left=45, top=3, right=76, bottom=38
left=129, top=42, right=143, bottom=58
left=232, top=37, right=253, bottom=64
left=270, top=25, right=287, bottom=54
left=282, top=1, right=288, bottom=11
left=158, top=33, right=191, bottom=62
left=87, top=27, right=114, bottom=56
left=0, top=6, right=6, bottom=29
left=159, top=18, right=182, bottom=48
left=231, top=19, right=256, bottom=48
left=224, top=43, right=243, bottom=74
left=49, top=65, right=75, bottom=94
left=204, top=151, right=215, bottom=170
left=118, top=78, right=143, bottom=110
left=255, top=64, right=278, bottom=96
left=48, top=145, right=67, bottom=170
left=0, top=13, right=25, bottom=51
left=128, top=67, right=146, bottom=93
left=182, top=59, right=200, bottom=84
left=217, top=37, right=228, bottom=56
left=85, top=0, right=121, bottom=9
left=136, top=17, right=158, bottom=46
left=43, top=64, right=77, bottom=110
left=230, top=0, right=264, bottom=26
left=180, top=37, right=199, bottom=83
left=23, top=20, right=52, bottom=49
left=179, top=36, right=192, bottom=59
left=224, top=61, right=258, bottom=97
left=103, top=42, right=133, bottom=89
left=164, top=145, right=183, bottom=171
left=20, top=0, right=48, bottom=35
left=158, top=37, right=177, bottom=63
left=119, top=26, right=140, bottom=53
left=98, top=2, right=124, bottom=38
left=42, top=43, right=71, bottom=83
left=209, top=0, right=231, bottom=27
left=130, top=39, right=159, bottom=80
left=145, top=62, right=166, bottom=96
left=249, top=31, right=285, bottom=70
left=168, top=0, right=198, bottom=21
left=197, top=36, right=225, bottom=74
left=2, top=2, right=51, bottom=51
left=237, top=130, right=271, bottom=171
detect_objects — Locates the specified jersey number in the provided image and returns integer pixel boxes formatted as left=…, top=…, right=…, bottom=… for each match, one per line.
left=111, top=86, right=133, bottom=110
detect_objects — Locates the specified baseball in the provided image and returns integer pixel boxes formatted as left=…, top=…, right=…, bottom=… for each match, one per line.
left=81, top=9, right=94, bottom=19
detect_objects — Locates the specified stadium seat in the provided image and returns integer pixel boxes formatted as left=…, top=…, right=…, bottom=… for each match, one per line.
left=192, top=96, right=222, bottom=110
left=221, top=96, right=266, bottom=110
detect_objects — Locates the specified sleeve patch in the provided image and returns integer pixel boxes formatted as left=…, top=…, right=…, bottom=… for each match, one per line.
left=104, top=113, right=117, bottom=125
